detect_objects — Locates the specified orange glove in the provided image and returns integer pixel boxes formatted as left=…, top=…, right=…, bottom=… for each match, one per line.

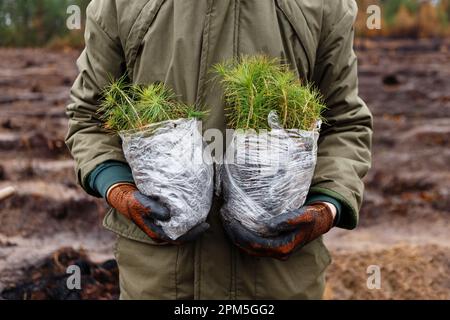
left=107, top=183, right=209, bottom=244
left=222, top=203, right=334, bottom=260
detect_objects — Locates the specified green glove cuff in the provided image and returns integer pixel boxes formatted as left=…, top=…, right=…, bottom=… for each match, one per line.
left=88, top=161, right=134, bottom=198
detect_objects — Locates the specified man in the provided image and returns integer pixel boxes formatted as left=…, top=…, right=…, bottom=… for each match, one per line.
left=66, top=0, right=372, bottom=299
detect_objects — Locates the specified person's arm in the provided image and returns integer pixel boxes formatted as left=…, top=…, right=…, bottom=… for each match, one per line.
left=310, top=0, right=373, bottom=229
left=65, top=1, right=128, bottom=197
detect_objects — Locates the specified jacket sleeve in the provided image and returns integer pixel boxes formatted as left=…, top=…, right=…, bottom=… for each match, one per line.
left=310, top=1, right=373, bottom=229
left=65, top=0, right=128, bottom=197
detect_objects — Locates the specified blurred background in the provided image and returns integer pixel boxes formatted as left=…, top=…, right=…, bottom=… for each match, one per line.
left=0, top=0, right=449, bottom=300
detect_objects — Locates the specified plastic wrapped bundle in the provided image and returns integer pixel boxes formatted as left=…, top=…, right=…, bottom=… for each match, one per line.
left=120, top=118, right=213, bottom=240
left=221, top=112, right=320, bottom=236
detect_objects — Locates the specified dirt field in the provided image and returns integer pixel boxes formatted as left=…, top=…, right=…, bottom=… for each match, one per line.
left=0, top=39, right=449, bottom=300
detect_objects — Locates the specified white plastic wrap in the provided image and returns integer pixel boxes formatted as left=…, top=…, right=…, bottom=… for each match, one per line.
left=221, top=111, right=320, bottom=236
left=120, top=118, right=213, bottom=240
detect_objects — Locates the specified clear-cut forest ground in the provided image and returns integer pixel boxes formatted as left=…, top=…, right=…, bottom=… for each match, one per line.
left=0, top=39, right=449, bottom=299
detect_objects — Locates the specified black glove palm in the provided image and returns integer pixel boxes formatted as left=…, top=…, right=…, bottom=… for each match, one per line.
left=108, top=184, right=209, bottom=244
left=223, top=203, right=334, bottom=260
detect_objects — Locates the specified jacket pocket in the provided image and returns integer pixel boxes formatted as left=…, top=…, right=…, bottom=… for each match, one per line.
left=114, top=235, right=182, bottom=299
left=250, top=236, right=332, bottom=299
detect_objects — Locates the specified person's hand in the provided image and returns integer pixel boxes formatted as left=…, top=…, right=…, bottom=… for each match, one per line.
left=107, top=183, right=209, bottom=244
left=222, top=203, right=335, bottom=260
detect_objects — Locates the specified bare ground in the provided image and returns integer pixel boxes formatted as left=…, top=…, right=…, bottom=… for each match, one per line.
left=324, top=38, right=450, bottom=300
left=0, top=40, right=449, bottom=300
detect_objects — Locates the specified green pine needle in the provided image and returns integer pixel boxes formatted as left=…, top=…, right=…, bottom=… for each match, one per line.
left=214, top=55, right=325, bottom=131
left=98, top=77, right=207, bottom=132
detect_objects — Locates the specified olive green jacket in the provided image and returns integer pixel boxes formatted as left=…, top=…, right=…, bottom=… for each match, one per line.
left=66, top=0, right=372, bottom=299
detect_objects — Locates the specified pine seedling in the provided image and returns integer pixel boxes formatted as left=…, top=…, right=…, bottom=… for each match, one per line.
left=271, top=66, right=325, bottom=130
left=99, top=78, right=207, bottom=132
left=214, top=56, right=280, bottom=130
left=99, top=76, right=142, bottom=131
left=134, top=83, right=180, bottom=124
left=214, top=56, right=325, bottom=131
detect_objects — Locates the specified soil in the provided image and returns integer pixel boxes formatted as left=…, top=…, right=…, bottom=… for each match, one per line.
left=0, top=39, right=449, bottom=300
left=324, top=38, right=450, bottom=300
left=0, top=247, right=119, bottom=300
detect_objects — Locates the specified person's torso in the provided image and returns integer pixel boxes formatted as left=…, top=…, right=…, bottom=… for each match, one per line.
left=105, top=0, right=333, bottom=299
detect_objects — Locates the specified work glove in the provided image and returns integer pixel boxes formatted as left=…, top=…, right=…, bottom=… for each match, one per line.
left=222, top=203, right=334, bottom=260
left=107, top=183, right=209, bottom=244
